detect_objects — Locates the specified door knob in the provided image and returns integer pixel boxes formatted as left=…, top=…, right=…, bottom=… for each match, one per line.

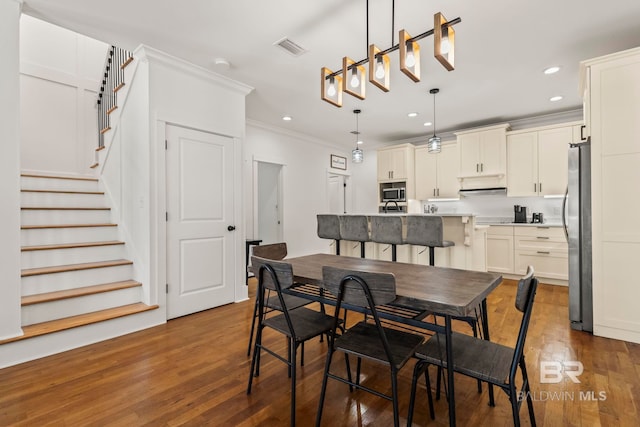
left=227, top=225, right=236, bottom=231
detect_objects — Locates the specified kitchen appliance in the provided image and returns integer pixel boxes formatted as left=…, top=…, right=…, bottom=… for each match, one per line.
left=458, top=187, right=507, bottom=197
left=514, top=205, right=527, bottom=223
left=382, top=187, right=406, bottom=202
left=563, top=139, right=592, bottom=332
left=531, top=212, right=544, bottom=223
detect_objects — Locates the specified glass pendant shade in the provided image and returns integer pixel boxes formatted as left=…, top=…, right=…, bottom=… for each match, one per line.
left=428, top=135, right=441, bottom=153
left=352, top=147, right=364, bottom=163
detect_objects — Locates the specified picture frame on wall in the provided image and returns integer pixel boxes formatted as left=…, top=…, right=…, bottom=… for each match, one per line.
left=330, top=154, right=347, bottom=170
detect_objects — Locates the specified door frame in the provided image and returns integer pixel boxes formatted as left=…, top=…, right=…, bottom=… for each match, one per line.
left=326, top=169, right=352, bottom=213
left=156, top=121, right=246, bottom=321
left=252, top=157, right=285, bottom=243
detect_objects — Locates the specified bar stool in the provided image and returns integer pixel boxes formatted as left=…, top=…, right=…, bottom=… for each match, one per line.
left=317, top=214, right=342, bottom=255
left=404, top=215, right=454, bottom=266
left=370, top=215, right=404, bottom=262
left=339, top=215, right=370, bottom=258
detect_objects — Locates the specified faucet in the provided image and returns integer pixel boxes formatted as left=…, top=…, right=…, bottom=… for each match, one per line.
left=383, top=200, right=399, bottom=213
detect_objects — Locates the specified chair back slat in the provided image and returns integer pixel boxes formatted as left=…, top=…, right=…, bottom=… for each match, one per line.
left=509, top=265, right=539, bottom=382
left=251, top=256, right=294, bottom=291
left=252, top=242, right=287, bottom=261
left=515, top=265, right=535, bottom=312
left=322, top=266, right=396, bottom=307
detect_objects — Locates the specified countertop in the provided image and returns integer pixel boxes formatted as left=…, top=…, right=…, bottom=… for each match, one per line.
left=476, top=217, right=563, bottom=227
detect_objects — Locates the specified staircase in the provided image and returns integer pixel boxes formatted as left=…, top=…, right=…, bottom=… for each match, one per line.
left=0, top=173, right=158, bottom=346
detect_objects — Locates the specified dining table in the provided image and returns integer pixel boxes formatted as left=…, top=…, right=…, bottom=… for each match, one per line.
left=281, top=253, right=503, bottom=427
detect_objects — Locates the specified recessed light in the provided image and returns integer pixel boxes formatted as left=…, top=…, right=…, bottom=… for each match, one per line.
left=408, top=112, right=418, bottom=118
left=282, top=115, right=292, bottom=121
left=544, top=66, right=560, bottom=75
left=423, top=122, right=432, bottom=127
left=550, top=96, right=563, bottom=102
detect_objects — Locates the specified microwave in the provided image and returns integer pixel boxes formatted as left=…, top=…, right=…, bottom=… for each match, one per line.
left=382, top=187, right=406, bottom=202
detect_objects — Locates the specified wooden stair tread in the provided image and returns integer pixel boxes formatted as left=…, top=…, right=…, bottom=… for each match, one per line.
left=0, top=303, right=158, bottom=344
left=21, top=189, right=104, bottom=195
left=114, top=82, right=125, bottom=92
left=22, top=240, right=124, bottom=252
left=95, top=146, right=106, bottom=152
left=22, top=259, right=133, bottom=277
left=21, top=206, right=110, bottom=211
left=21, top=173, right=98, bottom=182
left=21, top=223, right=117, bottom=230
left=22, top=280, right=142, bottom=306
left=120, top=56, right=134, bottom=69
left=89, top=163, right=99, bottom=169
left=100, top=127, right=111, bottom=134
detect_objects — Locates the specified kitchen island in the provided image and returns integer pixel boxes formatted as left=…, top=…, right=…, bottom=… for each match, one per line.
left=324, top=213, right=487, bottom=272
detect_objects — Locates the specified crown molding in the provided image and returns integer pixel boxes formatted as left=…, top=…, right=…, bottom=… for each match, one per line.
left=134, top=45, right=254, bottom=96
left=246, top=119, right=347, bottom=151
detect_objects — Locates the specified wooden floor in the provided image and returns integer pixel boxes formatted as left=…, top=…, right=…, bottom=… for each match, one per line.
left=2, top=279, right=639, bottom=426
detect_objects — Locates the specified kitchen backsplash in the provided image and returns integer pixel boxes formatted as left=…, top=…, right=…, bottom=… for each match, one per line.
left=418, top=195, right=564, bottom=223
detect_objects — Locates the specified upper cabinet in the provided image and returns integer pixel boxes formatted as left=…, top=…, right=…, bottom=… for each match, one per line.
left=377, top=143, right=415, bottom=181
left=456, top=123, right=510, bottom=189
left=415, top=143, right=459, bottom=199
left=507, top=124, right=576, bottom=197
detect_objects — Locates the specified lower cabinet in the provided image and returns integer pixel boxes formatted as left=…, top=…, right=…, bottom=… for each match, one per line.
left=374, top=243, right=412, bottom=263
left=487, top=226, right=514, bottom=273
left=487, top=225, right=568, bottom=281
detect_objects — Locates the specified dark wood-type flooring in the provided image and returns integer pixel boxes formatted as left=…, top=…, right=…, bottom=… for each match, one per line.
left=2, top=279, right=640, bottom=426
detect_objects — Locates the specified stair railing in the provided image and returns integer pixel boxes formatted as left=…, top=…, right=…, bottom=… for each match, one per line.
left=97, top=46, right=133, bottom=148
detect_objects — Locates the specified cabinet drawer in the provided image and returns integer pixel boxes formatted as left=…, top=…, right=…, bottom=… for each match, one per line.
left=515, top=250, right=568, bottom=280
left=487, top=225, right=514, bottom=236
left=513, top=226, right=565, bottom=238
left=515, top=236, right=568, bottom=253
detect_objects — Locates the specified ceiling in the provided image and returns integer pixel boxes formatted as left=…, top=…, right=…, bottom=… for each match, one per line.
left=22, top=0, right=640, bottom=149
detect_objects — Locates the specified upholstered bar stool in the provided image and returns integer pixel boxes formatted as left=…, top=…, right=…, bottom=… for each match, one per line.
left=404, top=215, right=454, bottom=266
left=370, top=215, right=404, bottom=262
left=317, top=214, right=342, bottom=255
left=339, top=215, right=370, bottom=258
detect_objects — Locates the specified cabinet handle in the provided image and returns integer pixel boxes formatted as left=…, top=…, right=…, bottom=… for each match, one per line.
left=537, top=251, right=550, bottom=255
left=433, top=188, right=436, bottom=197
left=539, top=182, right=542, bottom=192
left=536, top=236, right=550, bottom=239
left=534, top=183, right=537, bottom=192
left=437, top=188, right=440, bottom=196
left=481, top=163, right=484, bottom=172
left=476, top=163, right=479, bottom=173
left=536, top=226, right=550, bottom=229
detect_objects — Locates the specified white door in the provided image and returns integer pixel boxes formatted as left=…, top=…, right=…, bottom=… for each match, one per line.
left=257, top=161, right=282, bottom=244
left=328, top=174, right=346, bottom=214
left=166, top=125, right=236, bottom=319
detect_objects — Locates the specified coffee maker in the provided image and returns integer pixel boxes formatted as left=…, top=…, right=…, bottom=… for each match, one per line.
left=514, top=205, right=527, bottom=223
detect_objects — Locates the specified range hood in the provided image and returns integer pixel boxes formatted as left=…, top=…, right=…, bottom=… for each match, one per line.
left=459, top=187, right=507, bottom=197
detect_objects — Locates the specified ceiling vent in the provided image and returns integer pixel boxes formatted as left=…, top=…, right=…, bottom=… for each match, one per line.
left=273, top=37, right=308, bottom=57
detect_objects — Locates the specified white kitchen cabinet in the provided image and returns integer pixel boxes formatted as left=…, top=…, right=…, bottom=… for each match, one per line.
left=374, top=243, right=412, bottom=263
left=514, top=226, right=567, bottom=280
left=377, top=144, right=415, bottom=181
left=415, top=144, right=459, bottom=200
left=456, top=124, right=509, bottom=189
left=486, top=226, right=514, bottom=274
left=411, top=245, right=450, bottom=267
left=507, top=124, right=574, bottom=197
left=581, top=47, right=640, bottom=343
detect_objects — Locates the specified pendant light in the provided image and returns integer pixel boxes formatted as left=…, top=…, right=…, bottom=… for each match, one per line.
left=352, top=109, right=364, bottom=163
left=428, top=88, right=441, bottom=153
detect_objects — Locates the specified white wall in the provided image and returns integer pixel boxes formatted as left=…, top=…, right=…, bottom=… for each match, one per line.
left=0, top=0, right=23, bottom=341
left=19, top=15, right=108, bottom=176
left=244, top=123, right=377, bottom=257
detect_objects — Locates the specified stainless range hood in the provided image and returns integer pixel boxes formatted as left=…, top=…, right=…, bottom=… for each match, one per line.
left=459, top=187, right=507, bottom=197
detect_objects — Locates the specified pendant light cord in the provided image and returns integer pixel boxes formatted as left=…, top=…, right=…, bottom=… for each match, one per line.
left=433, top=91, right=437, bottom=138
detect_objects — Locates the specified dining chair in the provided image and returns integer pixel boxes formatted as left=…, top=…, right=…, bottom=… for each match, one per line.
left=247, top=256, right=335, bottom=427
left=407, top=266, right=538, bottom=427
left=246, top=242, right=312, bottom=356
left=316, top=266, right=424, bottom=427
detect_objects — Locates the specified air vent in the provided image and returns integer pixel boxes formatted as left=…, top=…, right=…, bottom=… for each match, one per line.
left=273, top=37, right=308, bottom=57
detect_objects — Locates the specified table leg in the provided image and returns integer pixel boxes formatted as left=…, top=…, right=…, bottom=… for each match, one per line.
left=445, top=315, right=456, bottom=426
left=481, top=299, right=495, bottom=406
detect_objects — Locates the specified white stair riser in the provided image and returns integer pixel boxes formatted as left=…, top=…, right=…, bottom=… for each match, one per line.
left=22, top=244, right=126, bottom=269
left=21, top=177, right=100, bottom=192
left=21, top=209, right=112, bottom=225
left=21, top=226, right=119, bottom=246
left=21, top=192, right=106, bottom=208
left=22, top=264, right=133, bottom=295
left=21, top=286, right=142, bottom=326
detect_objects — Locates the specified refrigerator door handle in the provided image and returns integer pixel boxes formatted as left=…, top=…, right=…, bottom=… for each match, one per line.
left=562, top=186, right=569, bottom=242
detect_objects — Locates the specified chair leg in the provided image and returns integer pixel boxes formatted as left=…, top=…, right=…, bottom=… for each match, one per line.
left=247, top=297, right=259, bottom=356
left=425, top=364, right=435, bottom=420
left=315, top=347, right=335, bottom=427
left=509, top=384, right=521, bottom=427
left=429, top=247, right=435, bottom=266
left=291, top=339, right=297, bottom=427
left=344, top=354, right=354, bottom=392
left=301, top=341, right=305, bottom=366
left=356, top=357, right=362, bottom=386
left=390, top=370, right=400, bottom=427
left=520, top=358, right=536, bottom=426
left=408, top=360, right=430, bottom=426
left=247, top=324, right=263, bottom=394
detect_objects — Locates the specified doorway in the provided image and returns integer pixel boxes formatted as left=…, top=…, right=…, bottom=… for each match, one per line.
left=327, top=172, right=351, bottom=214
left=255, top=161, right=283, bottom=244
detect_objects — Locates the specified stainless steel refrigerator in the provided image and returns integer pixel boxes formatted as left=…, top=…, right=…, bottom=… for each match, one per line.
left=562, top=139, right=593, bottom=332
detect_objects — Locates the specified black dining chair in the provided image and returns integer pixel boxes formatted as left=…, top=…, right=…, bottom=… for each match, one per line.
left=247, top=256, right=335, bottom=427
left=316, top=266, right=424, bottom=427
left=407, top=266, right=538, bottom=427
left=246, top=242, right=312, bottom=356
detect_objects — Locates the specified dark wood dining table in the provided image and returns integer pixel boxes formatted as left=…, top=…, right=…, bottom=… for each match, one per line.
left=282, top=253, right=503, bottom=427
